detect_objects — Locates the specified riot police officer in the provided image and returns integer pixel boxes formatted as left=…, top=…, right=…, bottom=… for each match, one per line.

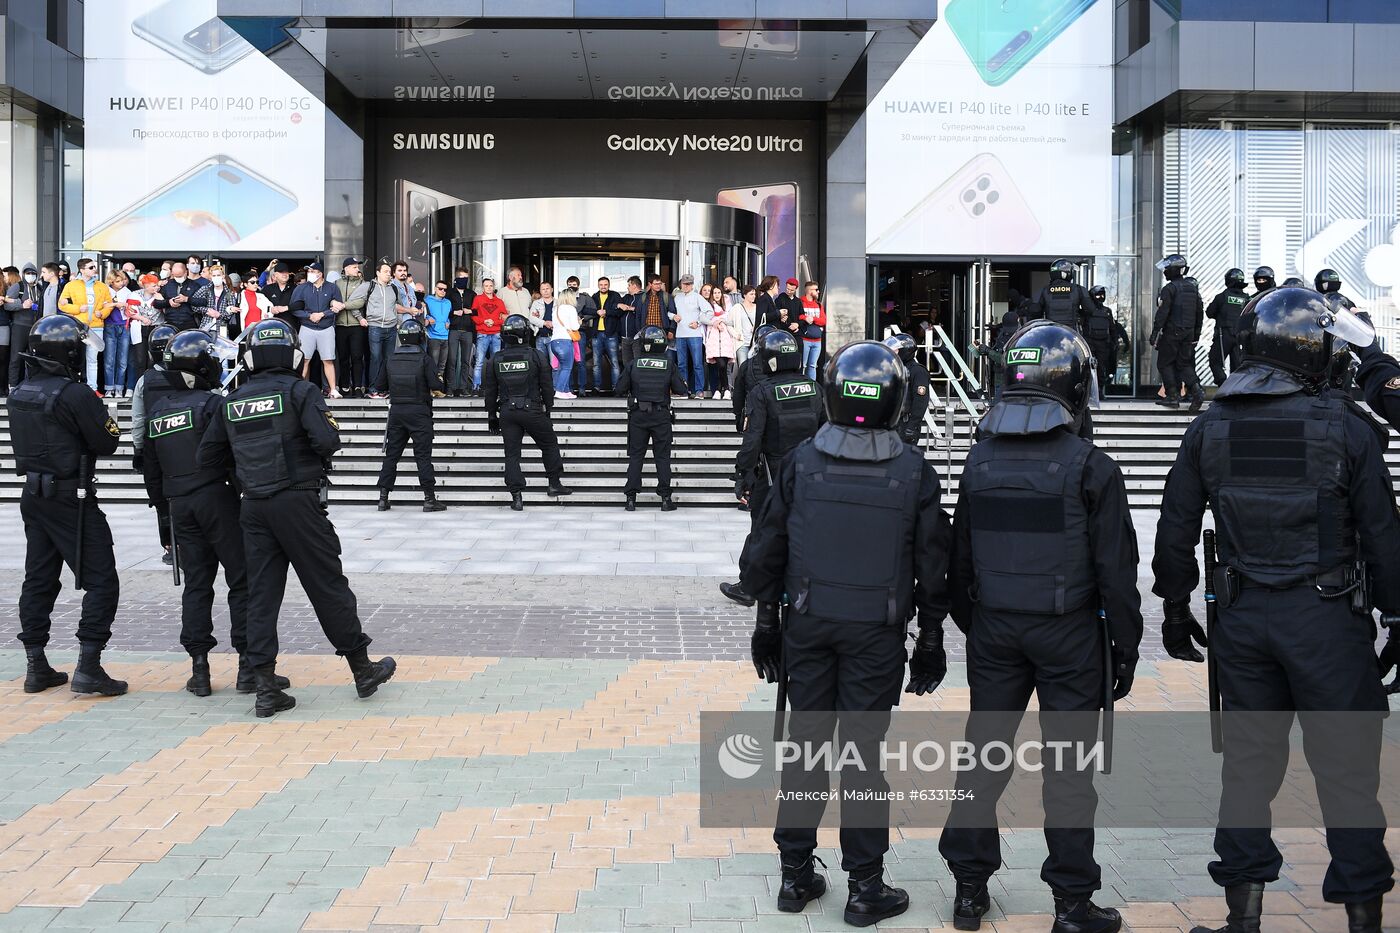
left=1153, top=288, right=1397, bottom=933
left=482, top=314, right=571, bottom=511
left=740, top=341, right=952, bottom=928
left=1206, top=269, right=1249, bottom=385
left=1031, top=259, right=1093, bottom=331
left=615, top=324, right=689, bottom=511
left=939, top=321, right=1141, bottom=933
left=719, top=330, right=825, bottom=607
left=885, top=332, right=930, bottom=446
left=1315, top=268, right=1355, bottom=313
left=131, top=324, right=179, bottom=566
left=1150, top=254, right=1205, bottom=411
left=146, top=331, right=290, bottom=699
left=376, top=318, right=446, bottom=513
left=9, top=315, right=125, bottom=695
left=197, top=320, right=396, bottom=717
left=990, top=290, right=1031, bottom=399
left=1252, top=265, right=1276, bottom=295
left=730, top=323, right=779, bottom=433
left=1084, top=286, right=1118, bottom=394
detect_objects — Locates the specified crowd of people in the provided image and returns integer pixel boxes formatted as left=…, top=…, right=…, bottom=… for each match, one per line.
left=0, top=254, right=829, bottom=403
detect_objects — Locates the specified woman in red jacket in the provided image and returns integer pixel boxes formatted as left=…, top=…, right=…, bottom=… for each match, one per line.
left=798, top=281, right=826, bottom=381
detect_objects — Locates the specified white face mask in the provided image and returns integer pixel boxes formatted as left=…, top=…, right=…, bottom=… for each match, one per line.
left=308, top=273, right=321, bottom=284
left=211, top=275, right=225, bottom=286
left=188, top=263, right=201, bottom=274
left=23, top=273, right=36, bottom=284
left=174, top=276, right=186, bottom=283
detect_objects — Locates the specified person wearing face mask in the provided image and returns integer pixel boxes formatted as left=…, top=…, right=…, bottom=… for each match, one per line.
left=201, top=264, right=241, bottom=341
left=154, top=261, right=204, bottom=332
left=444, top=268, right=476, bottom=398
left=289, top=262, right=341, bottom=398
left=186, top=255, right=209, bottom=287
left=6, top=264, right=44, bottom=392
left=56, top=261, right=71, bottom=290
left=158, top=262, right=173, bottom=286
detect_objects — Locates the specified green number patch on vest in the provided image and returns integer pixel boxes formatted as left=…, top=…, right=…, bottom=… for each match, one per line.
left=1227, top=295, right=1245, bottom=305
left=148, top=409, right=194, bottom=439
left=226, top=395, right=284, bottom=422
left=842, top=381, right=881, bottom=400
left=776, top=382, right=817, bottom=400
left=497, top=360, right=529, bottom=373
left=636, top=358, right=668, bottom=370
left=1006, top=347, right=1042, bottom=365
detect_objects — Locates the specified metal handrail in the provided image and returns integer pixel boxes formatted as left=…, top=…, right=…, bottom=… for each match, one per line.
left=931, top=323, right=981, bottom=393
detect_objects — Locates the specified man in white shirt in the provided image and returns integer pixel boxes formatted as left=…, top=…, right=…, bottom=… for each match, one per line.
left=669, top=273, right=707, bottom=399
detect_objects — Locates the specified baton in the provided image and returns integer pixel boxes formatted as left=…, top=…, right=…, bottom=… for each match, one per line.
left=74, top=455, right=90, bottom=591
left=773, top=602, right=788, bottom=743
left=1098, top=609, right=1113, bottom=775
left=169, top=517, right=182, bottom=587
left=1203, top=529, right=1223, bottom=753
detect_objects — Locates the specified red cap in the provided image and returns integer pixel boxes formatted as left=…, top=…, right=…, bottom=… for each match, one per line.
left=786, top=278, right=800, bottom=287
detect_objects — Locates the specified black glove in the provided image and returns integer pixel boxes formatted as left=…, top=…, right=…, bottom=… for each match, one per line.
left=1378, top=624, right=1400, bottom=682
left=132, top=451, right=144, bottom=472
left=487, top=414, right=501, bottom=435
left=905, top=624, right=947, bottom=696
left=751, top=602, right=782, bottom=684
left=1149, top=329, right=1160, bottom=348
left=1161, top=598, right=1208, bottom=663
left=1111, top=646, right=1137, bottom=701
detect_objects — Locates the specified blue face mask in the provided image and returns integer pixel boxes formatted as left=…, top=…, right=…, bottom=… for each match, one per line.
left=454, top=277, right=469, bottom=289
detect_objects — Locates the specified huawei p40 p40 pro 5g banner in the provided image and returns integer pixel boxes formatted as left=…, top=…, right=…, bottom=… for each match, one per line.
left=83, top=0, right=325, bottom=253
left=867, top=0, right=1113, bottom=258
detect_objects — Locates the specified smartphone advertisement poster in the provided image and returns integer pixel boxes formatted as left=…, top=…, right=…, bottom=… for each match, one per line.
left=866, top=0, right=1112, bottom=258
left=83, top=0, right=325, bottom=254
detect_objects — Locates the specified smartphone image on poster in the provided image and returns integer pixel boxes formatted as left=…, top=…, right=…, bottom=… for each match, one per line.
left=395, top=181, right=467, bottom=283
left=717, top=184, right=799, bottom=282
left=133, top=0, right=255, bottom=74
left=868, top=152, right=1041, bottom=255
left=85, top=156, right=299, bottom=252
left=944, top=0, right=1098, bottom=87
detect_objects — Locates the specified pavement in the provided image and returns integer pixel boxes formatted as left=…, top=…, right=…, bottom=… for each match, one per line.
left=0, top=504, right=1397, bottom=932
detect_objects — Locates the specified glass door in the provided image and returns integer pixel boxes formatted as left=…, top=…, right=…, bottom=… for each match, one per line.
left=554, top=254, right=646, bottom=292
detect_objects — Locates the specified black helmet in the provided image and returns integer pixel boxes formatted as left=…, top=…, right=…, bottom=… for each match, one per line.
left=1281, top=277, right=1305, bottom=287
left=27, top=314, right=86, bottom=378
left=1225, top=268, right=1247, bottom=289
left=1238, top=286, right=1375, bottom=382
left=1088, top=285, right=1106, bottom=304
left=1049, top=259, right=1075, bottom=282
left=822, top=341, right=905, bottom=430
left=1315, top=268, right=1342, bottom=293
left=501, top=314, right=531, bottom=346
left=1001, top=320, right=1092, bottom=415
left=147, top=324, right=177, bottom=363
left=165, top=331, right=223, bottom=391
left=1253, top=266, right=1276, bottom=291
left=397, top=317, right=425, bottom=346
left=639, top=325, right=668, bottom=356
left=753, top=322, right=778, bottom=346
left=240, top=319, right=301, bottom=373
left=759, top=329, right=802, bottom=373
left=1157, top=254, right=1188, bottom=279
left=883, top=332, right=918, bottom=365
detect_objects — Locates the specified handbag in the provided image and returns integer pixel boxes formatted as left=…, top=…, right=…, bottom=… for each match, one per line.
left=573, top=340, right=582, bottom=362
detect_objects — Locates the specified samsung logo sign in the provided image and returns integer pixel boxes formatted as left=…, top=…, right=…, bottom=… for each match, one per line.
left=392, top=133, right=497, bottom=151
left=393, top=85, right=496, bottom=101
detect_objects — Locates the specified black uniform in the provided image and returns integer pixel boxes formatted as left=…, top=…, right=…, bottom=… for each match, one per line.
left=730, top=354, right=768, bottom=433
left=1083, top=300, right=1118, bottom=392
left=991, top=300, right=1030, bottom=399
left=1205, top=286, right=1249, bottom=385
left=736, top=371, right=825, bottom=529
left=1153, top=277, right=1203, bottom=397
left=741, top=424, right=951, bottom=873
left=1354, top=340, right=1400, bottom=430
left=133, top=367, right=184, bottom=553
left=1153, top=365, right=1400, bottom=905
left=146, top=389, right=250, bottom=659
left=940, top=396, right=1142, bottom=898
left=1032, top=281, right=1093, bottom=331
left=616, top=354, right=689, bottom=498
left=892, top=360, right=930, bottom=445
left=377, top=345, right=444, bottom=495
left=10, top=361, right=122, bottom=650
left=197, top=370, right=372, bottom=669
left=482, top=343, right=565, bottom=493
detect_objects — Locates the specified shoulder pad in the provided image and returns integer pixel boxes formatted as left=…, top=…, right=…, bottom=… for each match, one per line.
left=978, top=396, right=1075, bottom=436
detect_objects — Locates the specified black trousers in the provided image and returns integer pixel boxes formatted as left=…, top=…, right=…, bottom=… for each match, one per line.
left=170, top=482, right=250, bottom=657
left=939, top=609, right=1104, bottom=897
left=1209, top=584, right=1391, bottom=904
left=1089, top=340, right=1113, bottom=393
left=141, top=454, right=173, bottom=549
left=335, top=325, right=368, bottom=391
left=1157, top=327, right=1200, bottom=396
left=239, top=489, right=371, bottom=669
left=501, top=408, right=564, bottom=493
left=1209, top=329, right=1242, bottom=386
left=625, top=415, right=673, bottom=497
left=445, top=331, right=474, bottom=392
left=377, top=405, right=436, bottom=494
left=17, top=489, right=120, bottom=650
left=9, top=314, right=36, bottom=389
left=774, top=615, right=907, bottom=873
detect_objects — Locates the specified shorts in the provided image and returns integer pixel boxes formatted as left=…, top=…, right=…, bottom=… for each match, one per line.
left=299, top=325, right=336, bottom=361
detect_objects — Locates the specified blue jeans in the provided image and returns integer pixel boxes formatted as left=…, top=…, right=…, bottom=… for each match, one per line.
left=103, top=324, right=131, bottom=392
left=367, top=324, right=397, bottom=392
left=676, top=336, right=704, bottom=394
left=551, top=338, right=574, bottom=393
left=535, top=333, right=551, bottom=355
left=472, top=333, right=501, bottom=389
left=593, top=334, right=620, bottom=389
left=84, top=343, right=99, bottom=391
left=802, top=340, right=822, bottom=381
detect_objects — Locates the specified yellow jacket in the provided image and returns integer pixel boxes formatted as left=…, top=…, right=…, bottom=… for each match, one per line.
left=57, top=279, right=115, bottom=328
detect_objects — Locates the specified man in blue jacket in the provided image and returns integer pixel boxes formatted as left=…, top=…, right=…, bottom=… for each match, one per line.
left=289, top=262, right=341, bottom=398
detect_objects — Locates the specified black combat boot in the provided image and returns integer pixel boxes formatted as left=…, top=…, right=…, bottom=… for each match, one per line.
left=71, top=644, right=128, bottom=696
left=844, top=866, right=908, bottom=927
left=1188, top=882, right=1264, bottom=933
left=186, top=653, right=212, bottom=697
left=377, top=490, right=391, bottom=511
left=546, top=479, right=572, bottom=497
left=23, top=646, right=67, bottom=694
left=254, top=665, right=296, bottom=718
left=1345, top=896, right=1382, bottom=933
left=951, top=879, right=991, bottom=930
left=423, top=495, right=446, bottom=513
left=719, top=582, right=756, bottom=608
left=1188, top=386, right=1206, bottom=413
left=1052, top=895, right=1122, bottom=933
left=660, top=495, right=677, bottom=512
left=510, top=492, right=524, bottom=511
left=624, top=494, right=636, bottom=512
left=1154, top=397, right=1180, bottom=409
left=346, top=648, right=397, bottom=698
left=236, top=655, right=290, bottom=694
left=776, top=854, right=826, bottom=913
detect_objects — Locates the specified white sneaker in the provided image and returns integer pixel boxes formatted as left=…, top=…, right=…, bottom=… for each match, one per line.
left=722, top=390, right=732, bottom=400
left=557, top=391, right=576, bottom=399
left=329, top=389, right=343, bottom=399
